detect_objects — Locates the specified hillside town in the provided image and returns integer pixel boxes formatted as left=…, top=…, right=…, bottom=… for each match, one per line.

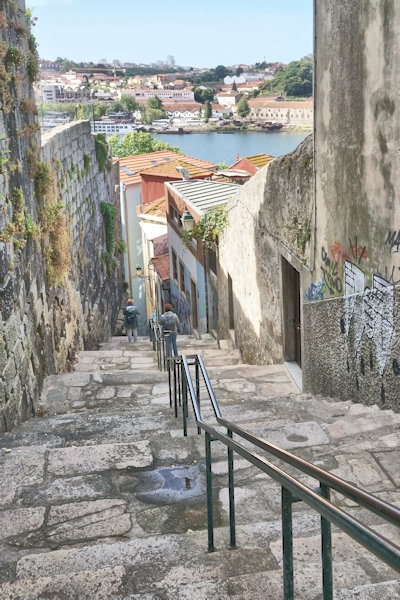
left=0, top=2, right=399, bottom=599
left=36, top=59, right=313, bottom=132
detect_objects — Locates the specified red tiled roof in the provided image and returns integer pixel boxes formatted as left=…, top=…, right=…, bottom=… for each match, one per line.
left=230, top=153, right=275, bottom=170
left=140, top=196, right=167, bottom=218
left=115, top=150, right=217, bottom=186
left=140, top=159, right=214, bottom=180
left=151, top=253, right=170, bottom=282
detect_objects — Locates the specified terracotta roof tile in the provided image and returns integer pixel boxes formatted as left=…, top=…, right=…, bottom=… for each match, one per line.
left=141, top=196, right=167, bottom=218
left=115, top=151, right=217, bottom=186
left=151, top=253, right=170, bottom=282
left=140, top=159, right=214, bottom=180
left=230, top=153, right=275, bottom=170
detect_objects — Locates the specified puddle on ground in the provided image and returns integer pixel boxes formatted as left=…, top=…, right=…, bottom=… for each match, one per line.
left=286, top=434, right=308, bottom=442
left=136, top=465, right=205, bottom=505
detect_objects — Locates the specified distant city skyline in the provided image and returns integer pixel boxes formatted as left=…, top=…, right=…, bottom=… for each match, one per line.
left=30, top=0, right=313, bottom=69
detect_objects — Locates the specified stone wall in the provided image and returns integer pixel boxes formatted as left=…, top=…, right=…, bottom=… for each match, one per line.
left=0, top=1, right=123, bottom=433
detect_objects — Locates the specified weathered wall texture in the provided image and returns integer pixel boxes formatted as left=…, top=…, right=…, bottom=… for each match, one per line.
left=218, top=135, right=314, bottom=363
left=303, top=0, right=400, bottom=410
left=219, top=1, right=400, bottom=412
left=0, top=1, right=122, bottom=433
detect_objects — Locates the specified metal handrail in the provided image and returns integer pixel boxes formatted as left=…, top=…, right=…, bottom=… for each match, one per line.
left=166, top=353, right=400, bottom=599
left=193, top=355, right=400, bottom=526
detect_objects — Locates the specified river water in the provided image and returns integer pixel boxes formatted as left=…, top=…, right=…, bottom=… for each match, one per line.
left=153, top=130, right=311, bottom=166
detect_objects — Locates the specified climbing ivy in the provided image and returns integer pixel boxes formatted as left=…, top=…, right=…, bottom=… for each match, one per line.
left=182, top=205, right=228, bottom=249
left=100, top=201, right=118, bottom=275
left=94, top=133, right=109, bottom=173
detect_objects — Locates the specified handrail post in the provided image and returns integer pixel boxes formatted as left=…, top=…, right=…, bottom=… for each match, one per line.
left=282, top=487, right=294, bottom=600
left=227, top=428, right=236, bottom=548
left=173, top=358, right=177, bottom=414
left=182, top=365, right=188, bottom=437
left=177, top=357, right=182, bottom=408
left=321, top=483, right=333, bottom=600
left=168, top=357, right=172, bottom=408
left=196, top=357, right=201, bottom=435
left=205, top=431, right=215, bottom=552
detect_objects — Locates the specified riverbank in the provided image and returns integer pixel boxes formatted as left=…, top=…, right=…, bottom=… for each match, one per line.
left=145, top=122, right=313, bottom=136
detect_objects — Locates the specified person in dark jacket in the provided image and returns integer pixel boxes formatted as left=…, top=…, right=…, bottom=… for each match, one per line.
left=123, top=298, right=140, bottom=342
left=159, top=302, right=179, bottom=356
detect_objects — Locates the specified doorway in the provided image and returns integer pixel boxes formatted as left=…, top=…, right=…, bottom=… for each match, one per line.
left=281, top=257, right=301, bottom=367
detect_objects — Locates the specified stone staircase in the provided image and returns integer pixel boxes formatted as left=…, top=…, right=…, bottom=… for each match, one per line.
left=0, top=334, right=399, bottom=599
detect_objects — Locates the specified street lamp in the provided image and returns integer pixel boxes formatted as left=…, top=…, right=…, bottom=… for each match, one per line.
left=135, top=264, right=155, bottom=280
left=181, top=210, right=195, bottom=231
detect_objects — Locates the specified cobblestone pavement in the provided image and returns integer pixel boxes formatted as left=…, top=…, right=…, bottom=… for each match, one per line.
left=0, top=335, right=399, bottom=599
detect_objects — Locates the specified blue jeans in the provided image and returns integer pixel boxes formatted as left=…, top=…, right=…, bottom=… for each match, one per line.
left=165, top=331, right=178, bottom=357
left=127, top=327, right=138, bottom=342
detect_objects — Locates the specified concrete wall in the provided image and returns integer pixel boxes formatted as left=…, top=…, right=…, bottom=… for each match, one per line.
left=303, top=0, right=400, bottom=410
left=0, top=1, right=123, bottom=432
left=218, top=135, right=314, bottom=364
left=218, top=1, right=400, bottom=412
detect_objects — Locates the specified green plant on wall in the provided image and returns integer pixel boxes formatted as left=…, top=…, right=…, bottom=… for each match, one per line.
left=25, top=150, right=71, bottom=285
left=0, top=187, right=27, bottom=250
left=95, top=134, right=109, bottom=173
left=100, top=201, right=118, bottom=275
left=83, top=153, right=92, bottom=173
left=0, top=134, right=10, bottom=174
left=182, top=205, right=229, bottom=249
left=115, top=239, right=127, bottom=254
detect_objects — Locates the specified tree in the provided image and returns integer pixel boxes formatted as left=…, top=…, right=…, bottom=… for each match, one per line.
left=108, top=101, right=124, bottom=114
left=76, top=103, right=106, bottom=120
left=143, top=107, right=167, bottom=124
left=268, top=57, right=313, bottom=97
left=236, top=97, right=250, bottom=118
left=147, top=95, right=163, bottom=110
left=120, top=94, right=138, bottom=113
left=204, top=100, right=212, bottom=122
left=214, top=65, right=228, bottom=80
left=108, top=131, right=180, bottom=157
left=193, top=87, right=214, bottom=104
left=235, top=66, right=243, bottom=77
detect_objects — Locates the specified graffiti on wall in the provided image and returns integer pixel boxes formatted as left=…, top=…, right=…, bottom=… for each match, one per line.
left=303, top=235, right=399, bottom=402
left=386, top=230, right=400, bottom=253
left=304, top=238, right=369, bottom=302
left=343, top=261, right=395, bottom=376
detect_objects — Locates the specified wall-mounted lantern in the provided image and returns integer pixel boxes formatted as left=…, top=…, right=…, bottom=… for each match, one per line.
left=181, top=210, right=195, bottom=231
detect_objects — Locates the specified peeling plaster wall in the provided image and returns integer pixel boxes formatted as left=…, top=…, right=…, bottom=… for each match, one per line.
left=304, top=0, right=400, bottom=410
left=218, top=135, right=314, bottom=364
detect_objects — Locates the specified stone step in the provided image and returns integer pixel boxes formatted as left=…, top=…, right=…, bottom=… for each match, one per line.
left=1, top=335, right=399, bottom=599
left=1, top=517, right=398, bottom=600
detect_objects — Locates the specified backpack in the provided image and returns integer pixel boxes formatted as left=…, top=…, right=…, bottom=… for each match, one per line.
left=126, top=312, right=138, bottom=327
left=161, top=313, right=176, bottom=331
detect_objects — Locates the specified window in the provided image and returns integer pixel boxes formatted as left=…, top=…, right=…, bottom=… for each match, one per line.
left=170, top=206, right=180, bottom=227
left=171, top=249, right=178, bottom=281
left=179, top=260, right=185, bottom=293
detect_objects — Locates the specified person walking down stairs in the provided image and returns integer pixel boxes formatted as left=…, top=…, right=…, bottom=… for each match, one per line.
left=159, top=302, right=180, bottom=356
left=123, top=298, right=140, bottom=343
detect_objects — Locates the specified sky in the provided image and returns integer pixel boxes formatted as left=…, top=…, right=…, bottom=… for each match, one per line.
left=29, top=0, right=313, bottom=68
